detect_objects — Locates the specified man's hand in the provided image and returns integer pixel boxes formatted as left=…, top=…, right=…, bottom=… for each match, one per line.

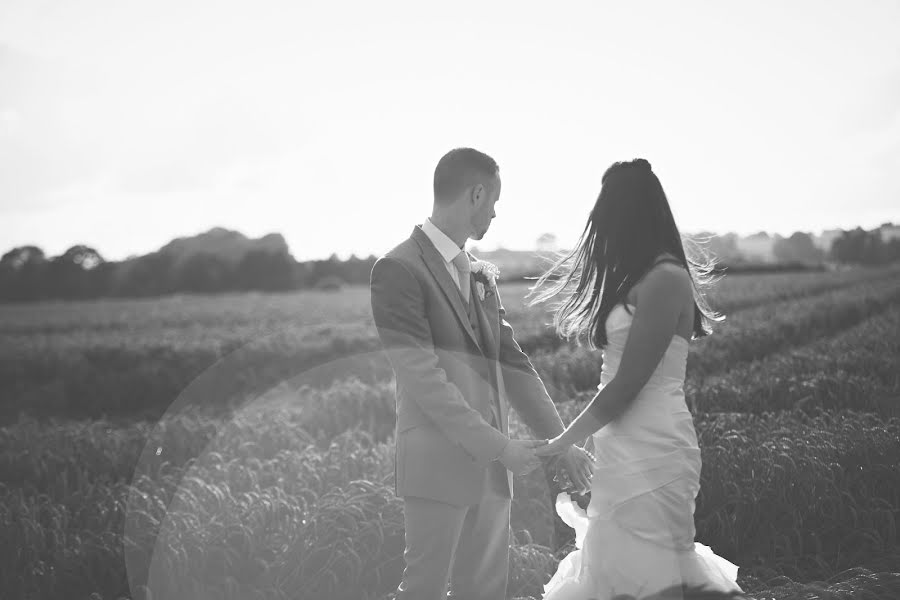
left=498, top=439, right=547, bottom=476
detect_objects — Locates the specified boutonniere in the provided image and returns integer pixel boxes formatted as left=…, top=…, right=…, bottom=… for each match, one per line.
left=469, top=258, right=500, bottom=301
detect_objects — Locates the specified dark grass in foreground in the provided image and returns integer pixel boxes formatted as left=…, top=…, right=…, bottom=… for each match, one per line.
left=3, top=266, right=900, bottom=599
left=3, top=409, right=898, bottom=599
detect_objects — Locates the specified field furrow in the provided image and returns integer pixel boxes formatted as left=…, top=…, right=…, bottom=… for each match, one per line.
left=3, top=264, right=900, bottom=599
left=528, top=275, right=900, bottom=395
left=690, top=304, right=900, bottom=414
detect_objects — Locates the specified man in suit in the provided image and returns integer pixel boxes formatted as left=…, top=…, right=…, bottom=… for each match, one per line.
left=370, top=147, right=593, bottom=600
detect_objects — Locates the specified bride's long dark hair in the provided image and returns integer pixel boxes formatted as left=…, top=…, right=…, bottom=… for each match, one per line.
left=528, top=158, right=723, bottom=349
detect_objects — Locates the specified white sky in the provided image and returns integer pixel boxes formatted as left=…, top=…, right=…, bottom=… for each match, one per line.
left=1, top=0, right=898, bottom=261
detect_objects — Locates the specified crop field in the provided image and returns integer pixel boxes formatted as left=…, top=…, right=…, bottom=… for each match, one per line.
left=1, top=263, right=899, bottom=600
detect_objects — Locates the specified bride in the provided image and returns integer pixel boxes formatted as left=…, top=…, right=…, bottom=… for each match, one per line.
left=530, top=159, right=746, bottom=599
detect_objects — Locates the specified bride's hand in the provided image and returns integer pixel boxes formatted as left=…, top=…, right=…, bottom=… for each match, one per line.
left=561, top=445, right=594, bottom=494
left=533, top=437, right=568, bottom=457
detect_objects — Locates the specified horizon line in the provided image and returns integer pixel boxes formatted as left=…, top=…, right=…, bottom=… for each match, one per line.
left=4, top=219, right=897, bottom=265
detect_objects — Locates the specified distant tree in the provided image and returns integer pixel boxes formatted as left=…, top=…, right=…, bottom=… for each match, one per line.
left=293, top=261, right=314, bottom=288
left=0, top=246, right=48, bottom=301
left=735, top=231, right=776, bottom=262
left=880, top=223, right=900, bottom=243
left=116, top=252, right=176, bottom=296
left=690, top=231, right=741, bottom=262
left=773, top=232, right=823, bottom=264
left=0, top=263, right=12, bottom=301
left=0, top=235, right=396, bottom=301
left=830, top=227, right=900, bottom=264
left=302, top=253, right=377, bottom=288
left=235, top=249, right=295, bottom=291
left=89, top=261, right=116, bottom=297
left=174, top=252, right=233, bottom=293
left=60, top=245, right=104, bottom=270
left=1, top=245, right=46, bottom=270
left=309, top=254, right=342, bottom=285
left=46, top=245, right=106, bottom=298
left=341, top=254, right=377, bottom=285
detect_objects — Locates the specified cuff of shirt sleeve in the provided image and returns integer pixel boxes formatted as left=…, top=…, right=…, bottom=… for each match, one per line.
left=469, top=429, right=509, bottom=469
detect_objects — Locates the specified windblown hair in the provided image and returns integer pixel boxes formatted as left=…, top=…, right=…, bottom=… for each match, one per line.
left=528, top=158, right=723, bottom=349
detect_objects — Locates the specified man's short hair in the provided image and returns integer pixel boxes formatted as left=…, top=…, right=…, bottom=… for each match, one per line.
left=433, top=148, right=499, bottom=203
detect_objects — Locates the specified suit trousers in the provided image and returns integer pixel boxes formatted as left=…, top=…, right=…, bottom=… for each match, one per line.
left=395, top=456, right=512, bottom=600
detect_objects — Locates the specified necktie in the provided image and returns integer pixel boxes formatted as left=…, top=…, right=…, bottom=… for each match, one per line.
left=451, top=250, right=471, bottom=304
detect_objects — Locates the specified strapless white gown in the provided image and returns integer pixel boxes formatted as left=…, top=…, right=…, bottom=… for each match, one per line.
left=543, top=304, right=744, bottom=600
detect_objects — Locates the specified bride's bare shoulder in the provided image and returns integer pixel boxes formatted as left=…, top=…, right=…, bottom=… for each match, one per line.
left=630, top=256, right=691, bottom=306
left=645, top=262, right=691, bottom=291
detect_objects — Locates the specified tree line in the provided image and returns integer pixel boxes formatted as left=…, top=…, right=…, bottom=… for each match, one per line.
left=0, top=246, right=377, bottom=303
left=698, top=227, right=899, bottom=265
left=1, top=225, right=897, bottom=303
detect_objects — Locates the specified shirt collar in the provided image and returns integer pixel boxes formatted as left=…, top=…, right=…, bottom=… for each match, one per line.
left=422, top=217, right=464, bottom=264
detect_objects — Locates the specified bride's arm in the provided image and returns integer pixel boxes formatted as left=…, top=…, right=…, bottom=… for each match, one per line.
left=536, top=265, right=691, bottom=453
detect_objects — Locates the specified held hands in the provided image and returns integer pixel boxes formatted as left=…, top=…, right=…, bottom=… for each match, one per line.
left=498, top=438, right=547, bottom=476
left=534, top=438, right=595, bottom=495
left=497, top=438, right=595, bottom=494
left=532, top=436, right=569, bottom=457
left=560, top=445, right=595, bottom=494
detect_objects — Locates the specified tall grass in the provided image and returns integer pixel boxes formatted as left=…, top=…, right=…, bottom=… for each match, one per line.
left=4, top=265, right=898, bottom=422
left=2, top=265, right=900, bottom=599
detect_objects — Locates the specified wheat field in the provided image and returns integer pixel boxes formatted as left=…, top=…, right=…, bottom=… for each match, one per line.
left=1, top=264, right=899, bottom=600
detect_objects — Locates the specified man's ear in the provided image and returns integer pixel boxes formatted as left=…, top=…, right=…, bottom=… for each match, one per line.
left=471, top=183, right=484, bottom=206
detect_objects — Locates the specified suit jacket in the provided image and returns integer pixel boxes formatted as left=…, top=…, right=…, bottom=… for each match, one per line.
left=369, top=225, right=566, bottom=507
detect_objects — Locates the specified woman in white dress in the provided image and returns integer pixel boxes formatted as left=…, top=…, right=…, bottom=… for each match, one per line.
left=529, top=159, right=746, bottom=599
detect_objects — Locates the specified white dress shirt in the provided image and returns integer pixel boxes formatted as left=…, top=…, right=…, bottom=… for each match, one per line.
left=421, top=217, right=467, bottom=292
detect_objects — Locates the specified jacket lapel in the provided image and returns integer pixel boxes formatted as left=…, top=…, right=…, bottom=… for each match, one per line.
left=471, top=282, right=498, bottom=359
left=469, top=248, right=501, bottom=354
left=471, top=286, right=503, bottom=428
left=481, top=288, right=501, bottom=354
left=411, top=226, right=483, bottom=353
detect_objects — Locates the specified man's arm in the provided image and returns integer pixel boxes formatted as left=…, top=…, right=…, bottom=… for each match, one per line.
left=370, top=256, right=508, bottom=466
left=495, top=288, right=566, bottom=441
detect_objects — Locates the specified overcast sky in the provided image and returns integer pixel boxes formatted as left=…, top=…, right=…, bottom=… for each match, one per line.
left=1, top=0, right=898, bottom=261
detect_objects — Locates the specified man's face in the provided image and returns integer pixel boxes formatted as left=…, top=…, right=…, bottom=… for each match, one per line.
left=469, top=174, right=501, bottom=241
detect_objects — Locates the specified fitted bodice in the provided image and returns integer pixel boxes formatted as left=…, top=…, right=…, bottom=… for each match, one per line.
left=599, top=303, right=689, bottom=392
left=594, top=303, right=696, bottom=448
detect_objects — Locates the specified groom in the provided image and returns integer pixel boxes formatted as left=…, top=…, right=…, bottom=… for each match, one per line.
left=369, top=147, right=592, bottom=600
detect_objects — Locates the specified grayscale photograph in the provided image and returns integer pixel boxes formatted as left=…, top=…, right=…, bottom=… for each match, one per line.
left=1, top=1, right=898, bottom=599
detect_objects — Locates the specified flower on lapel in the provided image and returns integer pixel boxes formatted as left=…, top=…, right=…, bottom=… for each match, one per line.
left=470, top=258, right=500, bottom=301
left=474, top=281, right=486, bottom=301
